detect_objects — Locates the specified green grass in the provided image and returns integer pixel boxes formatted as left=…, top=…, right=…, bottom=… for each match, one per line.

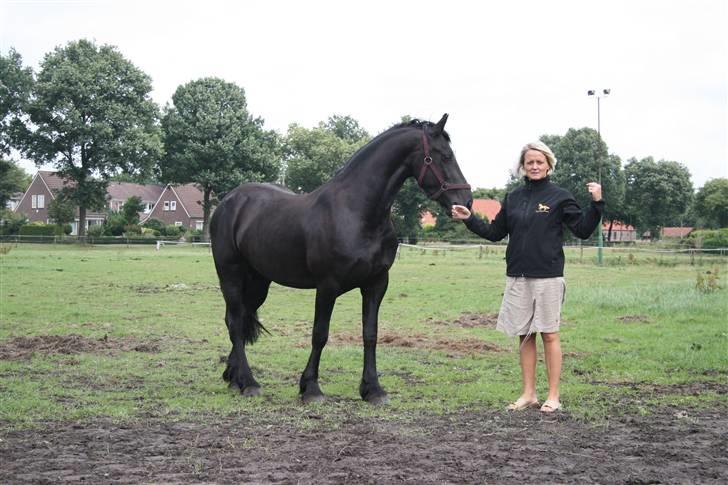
left=0, top=243, right=726, bottom=427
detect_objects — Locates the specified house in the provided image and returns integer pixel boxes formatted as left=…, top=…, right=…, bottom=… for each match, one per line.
left=661, top=227, right=693, bottom=239
left=13, top=171, right=107, bottom=234
left=106, top=181, right=163, bottom=216
left=14, top=171, right=208, bottom=235
left=140, top=183, right=207, bottom=231
left=420, top=198, right=501, bottom=227
left=603, top=221, right=637, bottom=242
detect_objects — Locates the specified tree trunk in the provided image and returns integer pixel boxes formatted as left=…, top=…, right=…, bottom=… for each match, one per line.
left=202, top=188, right=211, bottom=242
left=78, top=205, right=87, bottom=240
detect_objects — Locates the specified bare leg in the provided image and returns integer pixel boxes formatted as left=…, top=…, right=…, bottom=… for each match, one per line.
left=541, top=332, right=562, bottom=403
left=518, top=334, right=538, bottom=401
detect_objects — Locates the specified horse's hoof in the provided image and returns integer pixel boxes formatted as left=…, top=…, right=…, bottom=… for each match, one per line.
left=365, top=393, right=390, bottom=406
left=242, top=386, right=261, bottom=397
left=301, top=392, right=326, bottom=404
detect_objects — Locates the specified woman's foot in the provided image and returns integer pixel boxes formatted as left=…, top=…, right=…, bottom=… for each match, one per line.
left=540, top=399, right=562, bottom=413
left=507, top=396, right=540, bottom=410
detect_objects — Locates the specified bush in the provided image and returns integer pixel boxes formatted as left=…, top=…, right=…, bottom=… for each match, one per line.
left=687, top=229, right=728, bottom=249
left=87, top=224, right=105, bottom=237
left=19, top=223, right=56, bottom=236
left=0, top=211, right=28, bottom=235
left=143, top=218, right=164, bottom=231
left=123, top=224, right=142, bottom=236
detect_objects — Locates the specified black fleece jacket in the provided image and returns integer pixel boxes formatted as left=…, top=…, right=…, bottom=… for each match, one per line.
left=464, top=177, right=605, bottom=277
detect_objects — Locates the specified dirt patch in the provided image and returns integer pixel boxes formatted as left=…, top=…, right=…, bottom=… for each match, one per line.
left=1, top=405, right=726, bottom=484
left=591, top=379, right=728, bottom=396
left=0, top=334, right=163, bottom=360
left=428, top=311, right=499, bottom=328
left=617, top=314, right=652, bottom=323
left=320, top=332, right=509, bottom=356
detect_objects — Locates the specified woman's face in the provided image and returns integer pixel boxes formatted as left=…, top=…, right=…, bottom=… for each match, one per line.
left=523, top=150, right=549, bottom=180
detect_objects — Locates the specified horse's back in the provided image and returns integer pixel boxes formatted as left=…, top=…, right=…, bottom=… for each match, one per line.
left=210, top=183, right=315, bottom=286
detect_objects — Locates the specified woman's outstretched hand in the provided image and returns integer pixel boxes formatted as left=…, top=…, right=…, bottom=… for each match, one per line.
left=451, top=205, right=472, bottom=220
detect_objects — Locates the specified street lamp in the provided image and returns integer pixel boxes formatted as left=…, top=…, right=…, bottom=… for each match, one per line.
left=587, top=88, right=610, bottom=265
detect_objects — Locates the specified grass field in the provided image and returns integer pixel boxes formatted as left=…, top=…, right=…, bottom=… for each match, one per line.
left=1, top=243, right=726, bottom=427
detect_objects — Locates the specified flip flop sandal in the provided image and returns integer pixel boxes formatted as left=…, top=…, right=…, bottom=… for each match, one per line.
left=507, top=397, right=540, bottom=410
left=540, top=400, right=562, bottom=413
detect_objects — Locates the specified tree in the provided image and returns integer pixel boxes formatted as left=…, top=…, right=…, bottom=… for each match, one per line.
left=322, top=114, right=370, bottom=143
left=624, top=157, right=694, bottom=238
left=160, top=77, right=281, bottom=237
left=121, top=195, right=144, bottom=226
left=283, top=116, right=370, bottom=193
left=391, top=178, right=434, bottom=242
left=46, top=189, right=75, bottom=232
left=693, top=178, right=728, bottom=228
left=0, top=48, right=33, bottom=156
left=12, top=39, right=163, bottom=237
left=472, top=187, right=506, bottom=201
left=0, top=159, right=30, bottom=209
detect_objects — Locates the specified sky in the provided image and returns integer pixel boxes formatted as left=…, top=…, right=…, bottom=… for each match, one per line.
left=2, top=0, right=726, bottom=190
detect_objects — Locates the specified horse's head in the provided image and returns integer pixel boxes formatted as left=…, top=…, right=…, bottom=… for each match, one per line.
left=412, top=114, right=473, bottom=212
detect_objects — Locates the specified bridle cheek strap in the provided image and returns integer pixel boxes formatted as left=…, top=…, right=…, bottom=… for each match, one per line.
left=417, top=129, right=470, bottom=200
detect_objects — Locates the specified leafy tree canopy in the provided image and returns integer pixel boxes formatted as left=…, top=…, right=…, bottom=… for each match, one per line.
left=0, top=159, right=30, bottom=208
left=693, top=178, right=728, bottom=228
left=12, top=39, right=163, bottom=236
left=0, top=48, right=33, bottom=156
left=160, top=77, right=282, bottom=236
left=283, top=115, right=369, bottom=193
left=624, top=157, right=693, bottom=237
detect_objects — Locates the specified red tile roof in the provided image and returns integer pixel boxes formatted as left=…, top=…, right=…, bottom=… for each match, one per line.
left=107, top=182, right=164, bottom=203
left=661, top=227, right=693, bottom=238
left=420, top=198, right=501, bottom=226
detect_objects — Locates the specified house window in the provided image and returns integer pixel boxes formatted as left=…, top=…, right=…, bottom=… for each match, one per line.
left=170, top=201, right=177, bottom=211
left=164, top=201, right=170, bottom=211
left=143, top=202, right=152, bottom=213
left=32, top=194, right=45, bottom=209
left=195, top=220, right=204, bottom=231
left=174, top=221, right=182, bottom=226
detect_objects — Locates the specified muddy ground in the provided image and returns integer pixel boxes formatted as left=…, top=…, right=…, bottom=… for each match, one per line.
left=1, top=405, right=726, bottom=484
left=1, top=317, right=726, bottom=484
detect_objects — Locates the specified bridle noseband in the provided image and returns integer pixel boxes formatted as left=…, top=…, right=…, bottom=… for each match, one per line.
left=416, top=129, right=471, bottom=200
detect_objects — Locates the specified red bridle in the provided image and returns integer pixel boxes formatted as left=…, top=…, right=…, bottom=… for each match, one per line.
left=416, top=129, right=471, bottom=200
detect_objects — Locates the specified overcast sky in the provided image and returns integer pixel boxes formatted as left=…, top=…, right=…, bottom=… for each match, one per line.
left=2, top=0, right=726, bottom=190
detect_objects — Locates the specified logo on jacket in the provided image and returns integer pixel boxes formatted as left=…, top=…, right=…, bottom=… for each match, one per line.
left=536, top=203, right=550, bottom=213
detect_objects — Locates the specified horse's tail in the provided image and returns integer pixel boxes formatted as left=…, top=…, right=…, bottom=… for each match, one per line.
left=242, top=311, right=271, bottom=345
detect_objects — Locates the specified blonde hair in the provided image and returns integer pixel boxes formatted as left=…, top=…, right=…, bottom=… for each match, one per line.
left=514, top=141, right=557, bottom=176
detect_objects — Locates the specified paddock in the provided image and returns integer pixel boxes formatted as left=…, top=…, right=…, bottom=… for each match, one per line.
left=0, top=244, right=726, bottom=483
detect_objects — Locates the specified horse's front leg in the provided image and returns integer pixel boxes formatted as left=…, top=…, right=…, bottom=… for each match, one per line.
left=359, top=271, right=389, bottom=404
left=299, top=289, right=336, bottom=403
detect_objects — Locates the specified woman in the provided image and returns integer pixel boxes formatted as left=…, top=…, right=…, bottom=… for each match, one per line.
left=451, top=141, right=603, bottom=413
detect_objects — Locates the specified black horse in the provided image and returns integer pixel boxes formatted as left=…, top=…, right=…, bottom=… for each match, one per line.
left=210, top=114, right=472, bottom=404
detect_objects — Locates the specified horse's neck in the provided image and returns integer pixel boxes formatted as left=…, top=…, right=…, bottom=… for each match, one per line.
left=331, top=130, right=415, bottom=220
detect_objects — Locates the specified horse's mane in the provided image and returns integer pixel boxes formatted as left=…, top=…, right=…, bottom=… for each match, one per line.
left=333, top=119, right=450, bottom=178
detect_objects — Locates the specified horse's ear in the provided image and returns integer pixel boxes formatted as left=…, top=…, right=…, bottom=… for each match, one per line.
left=433, top=113, right=449, bottom=136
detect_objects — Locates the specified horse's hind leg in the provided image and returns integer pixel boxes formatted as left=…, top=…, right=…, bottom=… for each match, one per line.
left=219, top=264, right=270, bottom=396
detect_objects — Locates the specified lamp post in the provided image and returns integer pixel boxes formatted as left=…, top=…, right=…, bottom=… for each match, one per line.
left=587, top=88, right=610, bottom=265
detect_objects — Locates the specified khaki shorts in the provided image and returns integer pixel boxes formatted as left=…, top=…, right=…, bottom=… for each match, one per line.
left=496, top=276, right=566, bottom=337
